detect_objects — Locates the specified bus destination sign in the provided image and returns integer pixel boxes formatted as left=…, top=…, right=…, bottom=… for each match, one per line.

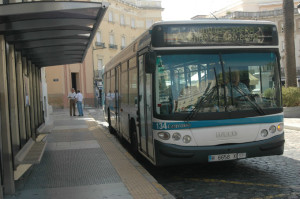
left=152, top=24, right=278, bottom=47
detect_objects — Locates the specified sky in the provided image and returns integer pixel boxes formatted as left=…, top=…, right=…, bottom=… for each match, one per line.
left=161, top=0, right=235, bottom=21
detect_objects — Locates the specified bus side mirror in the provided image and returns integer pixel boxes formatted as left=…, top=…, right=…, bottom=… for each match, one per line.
left=145, top=52, right=156, bottom=73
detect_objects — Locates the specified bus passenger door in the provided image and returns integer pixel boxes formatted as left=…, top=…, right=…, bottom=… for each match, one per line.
left=138, top=55, right=154, bottom=159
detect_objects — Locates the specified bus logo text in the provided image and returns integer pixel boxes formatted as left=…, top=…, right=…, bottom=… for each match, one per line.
left=216, top=131, right=238, bottom=138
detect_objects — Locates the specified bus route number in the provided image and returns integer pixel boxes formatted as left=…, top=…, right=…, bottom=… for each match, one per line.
left=156, top=122, right=167, bottom=130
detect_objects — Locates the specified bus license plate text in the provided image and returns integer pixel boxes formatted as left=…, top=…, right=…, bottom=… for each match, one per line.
left=208, top=153, right=246, bottom=162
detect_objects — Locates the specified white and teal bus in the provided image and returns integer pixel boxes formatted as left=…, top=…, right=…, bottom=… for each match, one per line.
left=103, top=20, right=284, bottom=166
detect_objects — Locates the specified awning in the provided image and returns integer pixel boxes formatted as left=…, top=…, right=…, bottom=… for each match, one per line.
left=0, top=1, right=108, bottom=67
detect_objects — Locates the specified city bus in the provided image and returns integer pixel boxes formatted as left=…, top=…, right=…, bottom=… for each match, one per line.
left=103, top=20, right=284, bottom=166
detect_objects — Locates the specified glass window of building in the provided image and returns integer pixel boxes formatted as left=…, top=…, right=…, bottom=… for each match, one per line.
left=96, top=32, right=101, bottom=42
left=131, top=18, right=135, bottom=28
left=109, top=34, right=115, bottom=45
left=120, top=14, right=125, bottom=25
left=109, top=11, right=113, bottom=22
left=121, top=36, right=126, bottom=49
left=97, top=59, right=103, bottom=70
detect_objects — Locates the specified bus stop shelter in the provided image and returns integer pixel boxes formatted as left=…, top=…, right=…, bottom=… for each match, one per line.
left=0, top=1, right=108, bottom=196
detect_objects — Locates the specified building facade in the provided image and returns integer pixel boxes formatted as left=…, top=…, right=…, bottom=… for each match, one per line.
left=46, top=0, right=163, bottom=109
left=193, top=0, right=300, bottom=86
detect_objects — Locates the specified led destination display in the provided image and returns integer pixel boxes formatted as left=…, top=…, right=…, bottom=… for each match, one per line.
left=152, top=24, right=278, bottom=47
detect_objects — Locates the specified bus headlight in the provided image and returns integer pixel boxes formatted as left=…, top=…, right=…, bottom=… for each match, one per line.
left=157, top=132, right=170, bottom=140
left=269, top=125, right=276, bottom=134
left=172, top=132, right=181, bottom=141
left=277, top=123, right=284, bottom=131
left=261, top=129, right=268, bottom=137
left=182, top=135, right=191, bottom=143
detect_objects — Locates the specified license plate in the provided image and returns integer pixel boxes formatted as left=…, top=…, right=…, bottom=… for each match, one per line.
left=208, top=153, right=246, bottom=162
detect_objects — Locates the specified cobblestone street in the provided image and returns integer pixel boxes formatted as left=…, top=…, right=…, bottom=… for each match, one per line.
left=144, top=129, right=300, bottom=199
left=89, top=109, right=300, bottom=198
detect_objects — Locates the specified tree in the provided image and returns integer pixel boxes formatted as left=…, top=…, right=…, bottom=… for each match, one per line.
left=283, top=0, right=297, bottom=87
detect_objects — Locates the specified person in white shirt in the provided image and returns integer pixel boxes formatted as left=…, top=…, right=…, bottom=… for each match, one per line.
left=67, top=88, right=76, bottom=116
left=75, top=90, right=84, bottom=116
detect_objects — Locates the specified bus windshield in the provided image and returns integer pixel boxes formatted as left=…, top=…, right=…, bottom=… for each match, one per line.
left=155, top=51, right=281, bottom=116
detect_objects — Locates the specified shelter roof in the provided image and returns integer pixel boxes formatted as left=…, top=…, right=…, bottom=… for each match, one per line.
left=0, top=1, right=108, bottom=67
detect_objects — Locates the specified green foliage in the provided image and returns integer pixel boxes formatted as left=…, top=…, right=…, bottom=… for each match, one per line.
left=263, top=88, right=275, bottom=99
left=282, top=87, right=300, bottom=107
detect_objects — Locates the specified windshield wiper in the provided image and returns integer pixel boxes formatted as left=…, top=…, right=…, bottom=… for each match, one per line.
left=185, top=84, right=217, bottom=121
left=233, top=85, right=265, bottom=115
left=186, top=67, right=220, bottom=121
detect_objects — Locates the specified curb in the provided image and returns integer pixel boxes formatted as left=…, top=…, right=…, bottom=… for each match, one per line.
left=285, top=125, right=300, bottom=131
left=87, top=110, right=175, bottom=199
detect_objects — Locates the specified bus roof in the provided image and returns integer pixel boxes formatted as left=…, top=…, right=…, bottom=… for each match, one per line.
left=104, top=20, right=278, bottom=72
left=150, top=20, right=276, bottom=28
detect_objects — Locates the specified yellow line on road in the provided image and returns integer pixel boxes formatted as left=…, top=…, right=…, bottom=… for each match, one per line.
left=186, top=178, right=300, bottom=190
left=252, top=193, right=300, bottom=199
left=201, top=178, right=283, bottom=188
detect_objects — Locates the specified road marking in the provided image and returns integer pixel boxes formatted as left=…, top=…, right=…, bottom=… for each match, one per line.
left=201, top=178, right=283, bottom=188
left=186, top=178, right=300, bottom=190
left=252, top=193, right=300, bottom=199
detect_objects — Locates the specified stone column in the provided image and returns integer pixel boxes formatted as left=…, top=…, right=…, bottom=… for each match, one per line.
left=32, top=65, right=39, bottom=129
left=41, top=67, right=52, bottom=125
left=23, top=57, right=31, bottom=139
left=0, top=35, right=15, bottom=194
left=28, top=61, right=36, bottom=139
left=16, top=51, right=27, bottom=146
left=36, top=67, right=42, bottom=125
left=6, top=44, right=20, bottom=165
left=39, top=69, right=44, bottom=124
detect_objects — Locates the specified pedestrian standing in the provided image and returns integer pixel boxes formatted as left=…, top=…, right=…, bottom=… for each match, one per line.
left=67, top=88, right=76, bottom=116
left=75, top=90, right=84, bottom=116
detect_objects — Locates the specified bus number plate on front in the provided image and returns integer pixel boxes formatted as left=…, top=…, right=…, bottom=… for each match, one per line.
left=208, top=153, right=246, bottom=162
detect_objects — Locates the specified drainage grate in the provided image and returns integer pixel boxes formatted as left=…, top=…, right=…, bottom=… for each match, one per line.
left=46, top=132, right=95, bottom=143
left=54, top=120, right=87, bottom=126
left=21, top=148, right=121, bottom=189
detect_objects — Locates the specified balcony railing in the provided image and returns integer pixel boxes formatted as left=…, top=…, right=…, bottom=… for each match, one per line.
left=95, top=42, right=105, bottom=48
left=117, top=0, right=162, bottom=9
left=109, top=44, right=118, bottom=49
left=223, top=8, right=298, bottom=19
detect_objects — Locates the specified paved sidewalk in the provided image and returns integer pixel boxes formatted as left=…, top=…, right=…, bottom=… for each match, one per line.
left=284, top=118, right=300, bottom=131
left=5, top=108, right=174, bottom=199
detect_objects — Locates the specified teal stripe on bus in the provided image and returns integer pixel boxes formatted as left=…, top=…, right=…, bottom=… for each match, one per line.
left=152, top=115, right=284, bottom=130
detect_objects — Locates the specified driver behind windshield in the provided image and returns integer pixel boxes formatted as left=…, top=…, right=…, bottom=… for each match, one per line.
left=227, top=70, right=251, bottom=98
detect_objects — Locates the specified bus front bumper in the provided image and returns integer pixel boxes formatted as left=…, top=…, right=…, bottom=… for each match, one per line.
left=154, top=133, right=285, bottom=166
